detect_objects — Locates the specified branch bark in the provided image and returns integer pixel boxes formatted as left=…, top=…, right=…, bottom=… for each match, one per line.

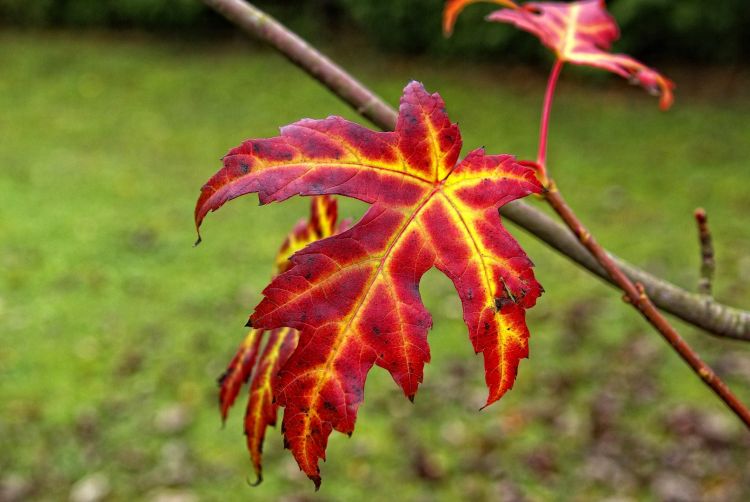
left=200, top=0, right=750, bottom=341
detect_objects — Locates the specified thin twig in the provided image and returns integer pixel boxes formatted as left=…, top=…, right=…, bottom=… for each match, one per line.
left=199, top=0, right=750, bottom=341
left=537, top=63, right=750, bottom=428
left=695, top=208, right=715, bottom=296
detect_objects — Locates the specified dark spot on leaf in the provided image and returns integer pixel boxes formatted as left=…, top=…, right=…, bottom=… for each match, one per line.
left=495, top=297, right=516, bottom=310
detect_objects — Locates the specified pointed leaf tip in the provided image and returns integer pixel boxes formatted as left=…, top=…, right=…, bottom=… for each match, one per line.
left=246, top=473, right=263, bottom=487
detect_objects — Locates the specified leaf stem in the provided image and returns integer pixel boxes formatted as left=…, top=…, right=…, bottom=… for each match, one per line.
left=536, top=59, right=564, bottom=184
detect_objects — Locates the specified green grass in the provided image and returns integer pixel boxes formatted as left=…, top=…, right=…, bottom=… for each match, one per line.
left=1, top=31, right=749, bottom=501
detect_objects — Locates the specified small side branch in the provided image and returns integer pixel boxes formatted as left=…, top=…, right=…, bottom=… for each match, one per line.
left=536, top=59, right=564, bottom=185
left=694, top=208, right=715, bottom=296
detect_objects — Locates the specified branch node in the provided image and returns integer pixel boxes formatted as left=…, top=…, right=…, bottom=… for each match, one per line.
left=636, top=282, right=647, bottom=299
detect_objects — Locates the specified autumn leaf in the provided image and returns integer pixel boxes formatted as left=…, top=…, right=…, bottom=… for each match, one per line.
left=444, top=0, right=675, bottom=110
left=197, top=81, right=543, bottom=488
left=217, top=195, right=341, bottom=483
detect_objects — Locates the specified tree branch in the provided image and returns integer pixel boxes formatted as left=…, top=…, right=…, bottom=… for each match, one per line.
left=200, top=0, right=750, bottom=341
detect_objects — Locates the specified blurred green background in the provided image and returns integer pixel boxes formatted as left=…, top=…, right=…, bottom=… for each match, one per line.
left=1, top=1, right=750, bottom=501
left=1, top=0, right=749, bottom=62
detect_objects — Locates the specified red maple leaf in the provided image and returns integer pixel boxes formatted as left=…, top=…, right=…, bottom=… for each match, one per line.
left=197, top=82, right=542, bottom=487
left=444, top=0, right=675, bottom=110
left=218, top=195, right=342, bottom=483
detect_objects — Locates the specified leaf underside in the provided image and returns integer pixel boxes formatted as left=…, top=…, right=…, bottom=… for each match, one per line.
left=200, top=82, right=543, bottom=487
left=444, top=0, right=675, bottom=109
